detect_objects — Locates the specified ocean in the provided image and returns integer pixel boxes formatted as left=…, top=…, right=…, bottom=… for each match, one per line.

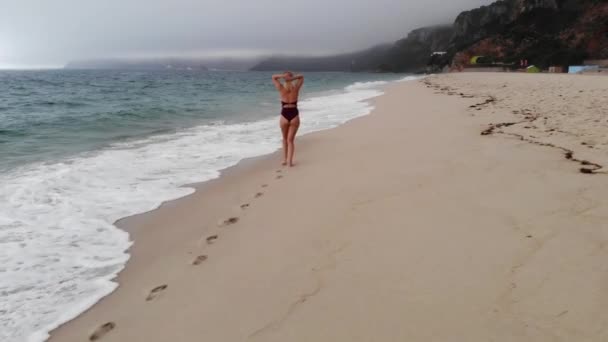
left=0, top=70, right=414, bottom=341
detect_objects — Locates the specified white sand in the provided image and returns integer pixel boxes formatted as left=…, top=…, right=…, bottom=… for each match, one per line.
left=427, top=73, right=608, bottom=172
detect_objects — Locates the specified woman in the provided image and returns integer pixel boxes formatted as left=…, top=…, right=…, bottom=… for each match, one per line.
left=272, top=71, right=304, bottom=167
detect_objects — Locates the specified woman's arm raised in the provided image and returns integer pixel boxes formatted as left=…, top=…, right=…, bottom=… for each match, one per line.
left=272, top=73, right=286, bottom=90
left=293, top=74, right=304, bottom=89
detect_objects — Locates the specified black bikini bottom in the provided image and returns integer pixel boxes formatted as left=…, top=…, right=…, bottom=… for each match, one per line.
left=281, top=107, right=299, bottom=122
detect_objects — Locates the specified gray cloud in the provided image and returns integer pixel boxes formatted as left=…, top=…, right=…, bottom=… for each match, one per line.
left=0, top=0, right=495, bottom=68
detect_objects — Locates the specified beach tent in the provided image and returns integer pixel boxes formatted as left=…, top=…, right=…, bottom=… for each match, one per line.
left=470, top=56, right=484, bottom=65
left=526, top=65, right=540, bottom=73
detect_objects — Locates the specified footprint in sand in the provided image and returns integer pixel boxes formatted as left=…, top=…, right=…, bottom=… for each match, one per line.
left=89, top=322, right=115, bottom=341
left=240, top=203, right=250, bottom=210
left=192, top=255, right=208, bottom=265
left=206, top=235, right=219, bottom=244
left=255, top=192, right=264, bottom=198
left=276, top=169, right=282, bottom=173
left=261, top=184, right=268, bottom=188
left=276, top=175, right=283, bottom=180
left=219, top=217, right=239, bottom=226
left=146, top=285, right=168, bottom=301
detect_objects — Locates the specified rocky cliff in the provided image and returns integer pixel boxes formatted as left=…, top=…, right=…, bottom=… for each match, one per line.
left=450, top=0, right=608, bottom=68
left=450, top=0, right=519, bottom=51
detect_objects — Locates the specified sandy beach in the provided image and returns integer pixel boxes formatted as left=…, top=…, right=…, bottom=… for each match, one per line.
left=50, top=73, right=608, bottom=342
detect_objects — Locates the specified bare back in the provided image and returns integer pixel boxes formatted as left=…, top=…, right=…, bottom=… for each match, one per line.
left=279, top=85, right=301, bottom=105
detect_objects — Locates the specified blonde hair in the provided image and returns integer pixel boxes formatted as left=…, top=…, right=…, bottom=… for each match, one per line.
left=283, top=71, right=294, bottom=91
left=283, top=79, right=293, bottom=91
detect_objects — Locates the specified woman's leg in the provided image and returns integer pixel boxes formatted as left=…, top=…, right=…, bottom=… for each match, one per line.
left=279, top=116, right=290, bottom=165
left=286, top=116, right=300, bottom=167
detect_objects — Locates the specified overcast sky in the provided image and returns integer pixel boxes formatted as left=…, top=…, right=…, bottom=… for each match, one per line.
left=0, top=0, right=494, bottom=68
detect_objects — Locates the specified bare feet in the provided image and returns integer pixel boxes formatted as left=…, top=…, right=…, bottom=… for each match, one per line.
left=289, top=162, right=295, bottom=167
left=146, top=284, right=168, bottom=301
left=89, top=322, right=115, bottom=341
left=192, top=255, right=208, bottom=265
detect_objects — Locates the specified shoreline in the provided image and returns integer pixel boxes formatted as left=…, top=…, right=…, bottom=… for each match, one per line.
left=51, top=73, right=608, bottom=341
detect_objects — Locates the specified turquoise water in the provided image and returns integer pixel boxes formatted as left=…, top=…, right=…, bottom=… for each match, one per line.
left=0, top=69, right=412, bottom=341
